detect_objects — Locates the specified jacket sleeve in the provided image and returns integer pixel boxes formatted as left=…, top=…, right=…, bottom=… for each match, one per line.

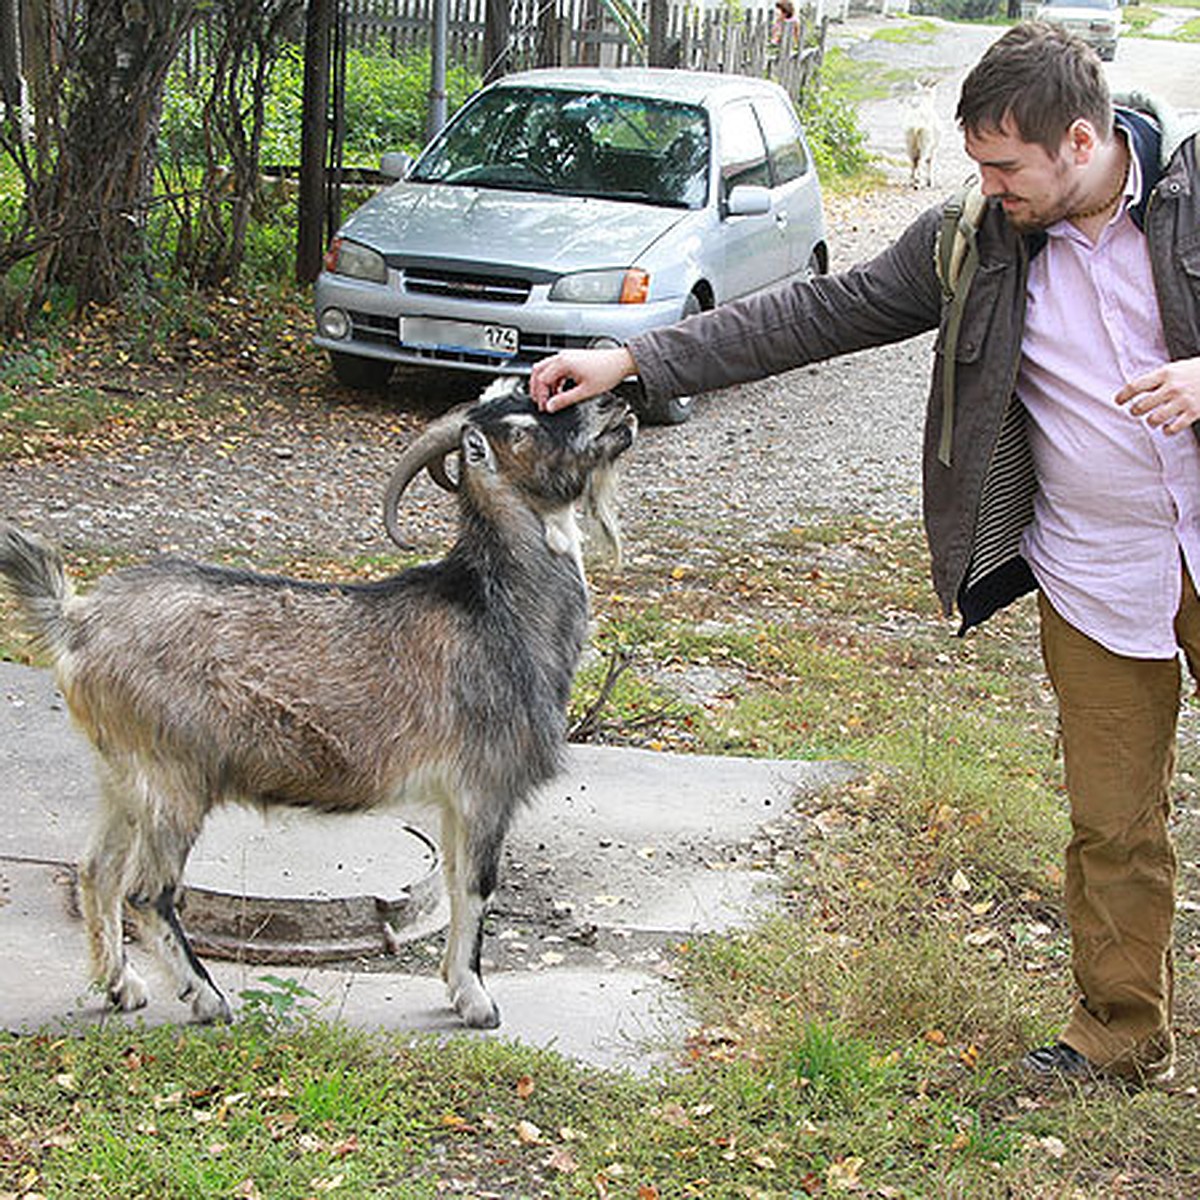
left=628, top=203, right=947, bottom=402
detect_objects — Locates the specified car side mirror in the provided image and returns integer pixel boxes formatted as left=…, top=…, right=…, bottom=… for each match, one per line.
left=724, top=184, right=772, bottom=218
left=380, top=151, right=413, bottom=180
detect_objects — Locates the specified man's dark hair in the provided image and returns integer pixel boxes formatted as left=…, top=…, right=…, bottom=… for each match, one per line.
left=956, top=22, right=1112, bottom=153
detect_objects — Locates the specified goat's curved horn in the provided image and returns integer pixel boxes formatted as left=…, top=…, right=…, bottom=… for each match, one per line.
left=382, top=406, right=471, bottom=548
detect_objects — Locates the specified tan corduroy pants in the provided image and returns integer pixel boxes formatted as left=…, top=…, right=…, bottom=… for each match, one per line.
left=1036, top=574, right=1198, bottom=1079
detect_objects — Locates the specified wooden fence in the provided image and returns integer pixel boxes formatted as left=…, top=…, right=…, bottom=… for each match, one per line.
left=339, top=0, right=826, bottom=101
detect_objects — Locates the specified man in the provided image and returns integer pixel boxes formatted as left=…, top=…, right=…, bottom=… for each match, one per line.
left=530, top=22, right=1200, bottom=1084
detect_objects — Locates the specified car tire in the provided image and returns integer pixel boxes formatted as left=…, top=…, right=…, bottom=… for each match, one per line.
left=630, top=291, right=705, bottom=426
left=330, top=350, right=393, bottom=391
left=635, top=388, right=695, bottom=426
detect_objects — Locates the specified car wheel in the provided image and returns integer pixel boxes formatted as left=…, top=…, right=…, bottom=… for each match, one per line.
left=636, top=388, right=695, bottom=426
left=330, top=350, right=393, bottom=391
left=631, top=291, right=705, bottom=426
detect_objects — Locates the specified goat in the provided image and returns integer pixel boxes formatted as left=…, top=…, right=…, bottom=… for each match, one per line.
left=903, top=80, right=940, bottom=189
left=0, top=379, right=636, bottom=1030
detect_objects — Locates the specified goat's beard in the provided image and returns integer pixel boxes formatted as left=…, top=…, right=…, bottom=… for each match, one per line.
left=581, top=464, right=623, bottom=566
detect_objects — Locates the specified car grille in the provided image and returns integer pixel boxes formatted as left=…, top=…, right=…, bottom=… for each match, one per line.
left=403, top=268, right=533, bottom=305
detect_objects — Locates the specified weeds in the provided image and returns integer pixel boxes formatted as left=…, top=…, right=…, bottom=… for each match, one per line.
left=238, top=975, right=320, bottom=1033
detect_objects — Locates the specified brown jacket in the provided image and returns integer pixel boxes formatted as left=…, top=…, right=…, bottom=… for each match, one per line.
left=628, top=102, right=1200, bottom=631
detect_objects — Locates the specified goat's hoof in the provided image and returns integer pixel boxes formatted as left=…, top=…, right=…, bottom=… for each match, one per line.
left=451, top=983, right=501, bottom=1029
left=109, top=971, right=150, bottom=1012
left=191, top=989, right=233, bottom=1024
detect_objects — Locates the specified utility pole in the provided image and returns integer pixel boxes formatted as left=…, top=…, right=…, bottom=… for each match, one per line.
left=427, top=0, right=448, bottom=142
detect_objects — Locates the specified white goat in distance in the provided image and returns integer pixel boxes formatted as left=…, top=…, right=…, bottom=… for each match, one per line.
left=903, top=79, right=941, bottom=189
left=0, top=378, right=636, bottom=1030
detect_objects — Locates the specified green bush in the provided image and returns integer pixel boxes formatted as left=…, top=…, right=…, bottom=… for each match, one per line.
left=803, top=57, right=872, bottom=179
left=160, top=44, right=480, bottom=170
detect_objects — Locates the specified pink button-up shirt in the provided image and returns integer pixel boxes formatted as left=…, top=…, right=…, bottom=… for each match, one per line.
left=1017, top=151, right=1200, bottom=658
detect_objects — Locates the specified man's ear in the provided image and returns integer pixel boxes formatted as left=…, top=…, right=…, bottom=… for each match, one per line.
left=1067, top=117, right=1100, bottom=163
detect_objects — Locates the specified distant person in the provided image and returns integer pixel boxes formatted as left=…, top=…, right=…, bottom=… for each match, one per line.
left=772, top=0, right=801, bottom=44
left=531, top=22, right=1200, bottom=1087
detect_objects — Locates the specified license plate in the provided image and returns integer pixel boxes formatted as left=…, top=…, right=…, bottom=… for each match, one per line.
left=401, top=317, right=519, bottom=358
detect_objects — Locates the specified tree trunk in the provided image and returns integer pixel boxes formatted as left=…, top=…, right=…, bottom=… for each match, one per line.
left=298, top=0, right=334, bottom=284
left=37, top=1, right=198, bottom=310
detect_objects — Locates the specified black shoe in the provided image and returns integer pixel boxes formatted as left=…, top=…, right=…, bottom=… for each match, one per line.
left=1021, top=1041, right=1099, bottom=1081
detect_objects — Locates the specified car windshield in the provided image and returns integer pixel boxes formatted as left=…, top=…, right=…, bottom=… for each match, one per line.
left=410, top=86, right=710, bottom=209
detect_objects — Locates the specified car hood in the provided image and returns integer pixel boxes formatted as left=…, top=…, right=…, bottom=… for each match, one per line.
left=338, top=182, right=688, bottom=274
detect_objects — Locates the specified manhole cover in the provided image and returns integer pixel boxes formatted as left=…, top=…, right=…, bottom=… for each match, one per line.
left=180, top=806, right=444, bottom=964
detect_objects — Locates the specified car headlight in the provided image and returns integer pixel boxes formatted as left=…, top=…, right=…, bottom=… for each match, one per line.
left=550, top=268, right=650, bottom=304
left=324, top=237, right=388, bottom=284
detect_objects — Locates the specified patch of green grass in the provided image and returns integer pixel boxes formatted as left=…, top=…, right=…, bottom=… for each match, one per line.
left=871, top=15, right=943, bottom=43
left=1122, top=5, right=1162, bottom=35
left=1176, top=13, right=1200, bottom=39
left=0, top=1023, right=629, bottom=1198
left=815, top=45, right=912, bottom=105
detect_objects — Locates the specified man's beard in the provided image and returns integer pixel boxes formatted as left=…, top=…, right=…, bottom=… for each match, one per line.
left=1001, top=193, right=1073, bottom=233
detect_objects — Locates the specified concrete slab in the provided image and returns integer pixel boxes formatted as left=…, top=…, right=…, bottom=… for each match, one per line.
left=0, top=660, right=853, bottom=1073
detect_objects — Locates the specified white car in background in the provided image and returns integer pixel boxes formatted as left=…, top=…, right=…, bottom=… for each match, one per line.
left=314, top=67, right=828, bottom=424
left=1037, top=0, right=1121, bottom=61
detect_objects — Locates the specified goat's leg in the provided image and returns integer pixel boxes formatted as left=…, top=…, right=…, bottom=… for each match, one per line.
left=439, top=805, right=502, bottom=1029
left=126, top=810, right=231, bottom=1024
left=78, top=783, right=149, bottom=1012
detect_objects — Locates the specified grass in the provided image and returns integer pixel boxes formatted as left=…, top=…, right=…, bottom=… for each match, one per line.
left=870, top=16, right=943, bottom=44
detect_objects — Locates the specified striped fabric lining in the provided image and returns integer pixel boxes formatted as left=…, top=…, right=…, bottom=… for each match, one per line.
left=964, top=397, right=1039, bottom=594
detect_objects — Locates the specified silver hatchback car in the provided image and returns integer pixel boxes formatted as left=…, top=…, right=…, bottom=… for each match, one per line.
left=314, top=67, right=828, bottom=423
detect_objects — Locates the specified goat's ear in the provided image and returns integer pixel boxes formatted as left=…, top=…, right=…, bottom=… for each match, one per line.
left=462, top=426, right=495, bottom=473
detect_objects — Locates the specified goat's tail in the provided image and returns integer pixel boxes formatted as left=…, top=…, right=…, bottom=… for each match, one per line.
left=0, top=524, right=73, bottom=656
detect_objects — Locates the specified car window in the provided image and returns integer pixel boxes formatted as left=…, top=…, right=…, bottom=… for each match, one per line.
left=717, top=101, right=772, bottom=193
left=754, top=96, right=809, bottom=185
left=410, top=86, right=710, bottom=209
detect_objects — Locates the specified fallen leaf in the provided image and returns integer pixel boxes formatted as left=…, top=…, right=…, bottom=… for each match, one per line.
left=545, top=1146, right=579, bottom=1174
left=516, top=1074, right=535, bottom=1100
left=516, top=1119, right=544, bottom=1145
left=657, top=1102, right=691, bottom=1130
left=826, top=1155, right=863, bottom=1191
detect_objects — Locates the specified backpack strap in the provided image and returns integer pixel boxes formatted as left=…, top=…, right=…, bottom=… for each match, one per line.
left=935, top=180, right=986, bottom=466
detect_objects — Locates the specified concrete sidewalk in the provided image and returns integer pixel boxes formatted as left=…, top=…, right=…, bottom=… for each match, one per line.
left=0, top=660, right=852, bottom=1074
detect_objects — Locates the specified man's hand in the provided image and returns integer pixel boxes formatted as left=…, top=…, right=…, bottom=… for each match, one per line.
left=529, top=347, right=637, bottom=411
left=1116, top=357, right=1200, bottom=435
